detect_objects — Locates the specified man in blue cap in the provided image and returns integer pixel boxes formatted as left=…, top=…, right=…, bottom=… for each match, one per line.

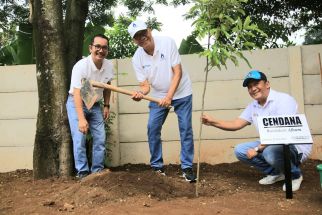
left=201, top=70, right=312, bottom=191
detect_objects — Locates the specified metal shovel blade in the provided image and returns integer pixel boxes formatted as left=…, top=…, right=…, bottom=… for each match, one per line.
left=81, top=78, right=98, bottom=110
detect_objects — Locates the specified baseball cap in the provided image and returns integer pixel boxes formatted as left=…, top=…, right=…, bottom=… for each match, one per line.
left=242, top=70, right=267, bottom=87
left=128, top=20, right=147, bottom=38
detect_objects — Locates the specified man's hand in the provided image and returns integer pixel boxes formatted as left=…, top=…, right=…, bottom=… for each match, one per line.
left=159, top=96, right=172, bottom=108
left=78, top=118, right=89, bottom=134
left=103, top=106, right=110, bottom=120
left=246, top=148, right=258, bottom=159
left=201, top=114, right=215, bottom=126
left=131, top=90, right=144, bottom=101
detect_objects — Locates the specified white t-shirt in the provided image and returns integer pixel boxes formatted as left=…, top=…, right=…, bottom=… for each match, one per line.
left=239, top=89, right=312, bottom=162
left=68, top=55, right=114, bottom=101
left=132, top=36, right=192, bottom=99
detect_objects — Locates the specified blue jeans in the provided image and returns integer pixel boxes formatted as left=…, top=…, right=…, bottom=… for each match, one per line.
left=148, top=94, right=194, bottom=170
left=234, top=140, right=302, bottom=179
left=66, top=95, right=106, bottom=174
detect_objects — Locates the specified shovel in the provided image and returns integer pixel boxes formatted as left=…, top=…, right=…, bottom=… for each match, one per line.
left=80, top=78, right=160, bottom=110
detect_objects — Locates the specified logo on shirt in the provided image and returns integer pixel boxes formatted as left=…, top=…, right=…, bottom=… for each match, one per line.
left=143, top=64, right=151, bottom=69
left=161, top=53, right=165, bottom=60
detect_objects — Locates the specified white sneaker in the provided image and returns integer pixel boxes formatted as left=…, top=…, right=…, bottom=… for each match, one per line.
left=283, top=175, right=303, bottom=192
left=259, top=174, right=285, bottom=185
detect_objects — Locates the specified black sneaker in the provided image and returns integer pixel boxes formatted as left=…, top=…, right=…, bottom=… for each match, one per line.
left=182, top=168, right=196, bottom=182
left=76, top=171, right=89, bottom=179
left=152, top=167, right=166, bottom=176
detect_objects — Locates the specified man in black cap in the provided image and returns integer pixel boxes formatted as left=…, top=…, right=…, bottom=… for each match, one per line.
left=201, top=70, right=312, bottom=191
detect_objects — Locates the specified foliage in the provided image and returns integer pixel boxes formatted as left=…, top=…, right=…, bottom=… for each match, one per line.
left=187, top=0, right=266, bottom=70
left=1, top=0, right=190, bottom=64
left=121, top=0, right=190, bottom=17
left=303, top=24, right=322, bottom=45
left=242, top=0, right=322, bottom=48
left=105, top=16, right=137, bottom=59
left=87, top=0, right=117, bottom=26
left=0, top=0, right=29, bottom=47
left=103, top=111, right=116, bottom=166
left=0, top=0, right=30, bottom=65
left=179, top=34, right=204, bottom=55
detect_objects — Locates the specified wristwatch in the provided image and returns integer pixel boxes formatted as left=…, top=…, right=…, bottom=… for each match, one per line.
left=254, top=146, right=260, bottom=153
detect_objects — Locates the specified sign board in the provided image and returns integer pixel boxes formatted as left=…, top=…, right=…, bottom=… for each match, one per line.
left=257, top=114, right=313, bottom=145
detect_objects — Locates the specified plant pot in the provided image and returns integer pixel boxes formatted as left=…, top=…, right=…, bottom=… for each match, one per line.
left=317, top=164, right=322, bottom=189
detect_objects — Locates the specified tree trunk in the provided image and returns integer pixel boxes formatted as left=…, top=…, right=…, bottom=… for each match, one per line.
left=64, top=0, right=89, bottom=87
left=30, top=0, right=73, bottom=179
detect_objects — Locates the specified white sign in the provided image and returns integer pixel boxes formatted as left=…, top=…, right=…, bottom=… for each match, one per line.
left=257, top=114, right=313, bottom=145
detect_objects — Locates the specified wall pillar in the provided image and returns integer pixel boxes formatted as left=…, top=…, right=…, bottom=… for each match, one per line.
left=288, top=46, right=305, bottom=113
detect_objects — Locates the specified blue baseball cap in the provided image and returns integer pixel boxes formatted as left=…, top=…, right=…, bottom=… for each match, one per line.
left=242, top=70, right=267, bottom=87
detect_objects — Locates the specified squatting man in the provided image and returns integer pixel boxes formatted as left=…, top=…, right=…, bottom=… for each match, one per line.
left=201, top=70, right=312, bottom=191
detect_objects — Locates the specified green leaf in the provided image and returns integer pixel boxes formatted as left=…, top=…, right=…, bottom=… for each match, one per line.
left=243, top=16, right=251, bottom=29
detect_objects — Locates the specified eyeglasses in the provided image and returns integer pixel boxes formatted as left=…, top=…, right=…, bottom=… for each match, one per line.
left=91, top=44, right=108, bottom=51
left=134, top=30, right=148, bottom=41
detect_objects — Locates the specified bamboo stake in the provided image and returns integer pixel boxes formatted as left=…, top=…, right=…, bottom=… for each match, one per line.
left=318, top=53, right=322, bottom=83
left=195, top=33, right=211, bottom=197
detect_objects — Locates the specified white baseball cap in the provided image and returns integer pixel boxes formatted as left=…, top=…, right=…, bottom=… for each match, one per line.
left=128, top=20, right=147, bottom=38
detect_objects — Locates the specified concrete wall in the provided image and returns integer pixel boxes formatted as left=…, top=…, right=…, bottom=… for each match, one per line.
left=0, top=65, right=37, bottom=171
left=1, top=44, right=322, bottom=172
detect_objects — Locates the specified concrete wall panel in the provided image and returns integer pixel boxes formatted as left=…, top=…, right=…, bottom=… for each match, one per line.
left=119, top=138, right=254, bottom=165
left=120, top=136, right=321, bottom=165
left=117, top=57, right=138, bottom=86
left=181, top=48, right=289, bottom=83
left=303, top=75, right=322, bottom=105
left=305, top=105, right=322, bottom=135
left=0, top=65, right=37, bottom=92
left=311, top=135, right=322, bottom=160
left=0, top=92, right=38, bottom=119
left=0, top=119, right=36, bottom=147
left=0, top=146, right=33, bottom=172
left=301, top=45, right=322, bottom=75
left=119, top=110, right=258, bottom=143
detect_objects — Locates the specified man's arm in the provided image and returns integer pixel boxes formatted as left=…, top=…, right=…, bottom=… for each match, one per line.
left=131, top=80, right=150, bottom=101
left=103, top=81, right=112, bottom=119
left=73, top=88, right=89, bottom=134
left=159, top=64, right=182, bottom=108
left=201, top=113, right=250, bottom=131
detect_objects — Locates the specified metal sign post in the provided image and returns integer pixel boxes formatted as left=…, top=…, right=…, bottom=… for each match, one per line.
left=283, top=144, right=293, bottom=199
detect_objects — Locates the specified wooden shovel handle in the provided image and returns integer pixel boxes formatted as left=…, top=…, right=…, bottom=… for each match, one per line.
left=90, top=80, right=160, bottom=103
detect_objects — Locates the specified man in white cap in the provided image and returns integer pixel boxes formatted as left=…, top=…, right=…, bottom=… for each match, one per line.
left=202, top=70, right=312, bottom=191
left=127, top=20, right=196, bottom=182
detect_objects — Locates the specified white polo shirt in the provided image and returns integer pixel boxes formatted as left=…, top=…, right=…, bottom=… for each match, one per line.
left=239, top=89, right=312, bottom=161
left=68, top=55, right=114, bottom=101
left=132, top=36, right=192, bottom=99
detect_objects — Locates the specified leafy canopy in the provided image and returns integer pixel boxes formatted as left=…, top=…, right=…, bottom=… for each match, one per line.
left=187, top=0, right=266, bottom=69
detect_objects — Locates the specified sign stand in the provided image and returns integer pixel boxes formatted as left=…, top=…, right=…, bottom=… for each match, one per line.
left=257, top=114, right=313, bottom=199
left=283, top=144, right=293, bottom=199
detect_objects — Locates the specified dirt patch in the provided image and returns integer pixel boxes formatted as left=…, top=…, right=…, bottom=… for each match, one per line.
left=1, top=160, right=322, bottom=215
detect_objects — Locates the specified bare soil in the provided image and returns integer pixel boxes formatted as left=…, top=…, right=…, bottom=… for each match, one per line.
left=1, top=159, right=322, bottom=215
